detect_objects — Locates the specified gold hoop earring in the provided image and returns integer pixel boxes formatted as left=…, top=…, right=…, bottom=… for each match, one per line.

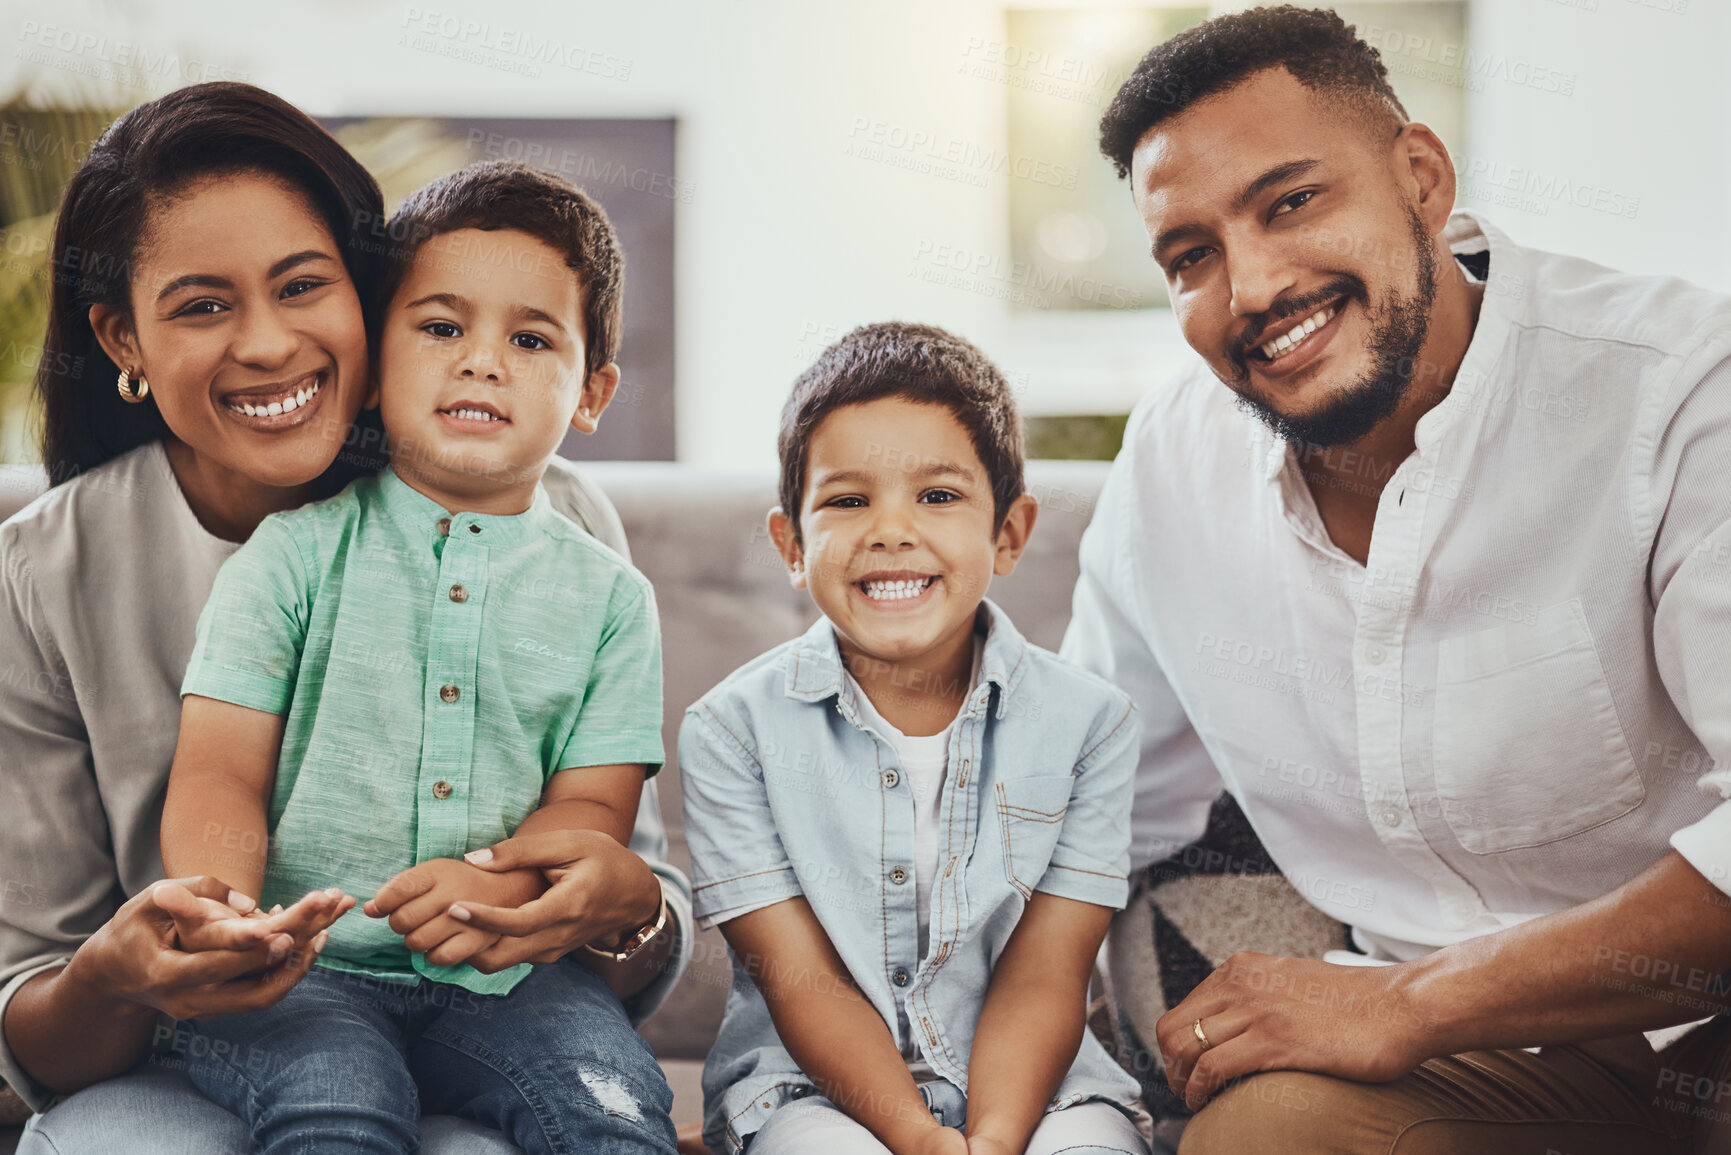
left=117, top=368, right=150, bottom=404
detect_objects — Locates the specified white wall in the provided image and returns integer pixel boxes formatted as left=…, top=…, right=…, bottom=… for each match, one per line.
left=1465, top=0, right=1731, bottom=290
left=6, top=0, right=1730, bottom=466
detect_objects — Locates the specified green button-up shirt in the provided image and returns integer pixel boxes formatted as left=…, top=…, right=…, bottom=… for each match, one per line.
left=182, top=467, right=663, bottom=995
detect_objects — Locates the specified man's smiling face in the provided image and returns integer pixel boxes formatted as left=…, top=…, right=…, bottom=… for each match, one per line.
left=1132, top=66, right=1445, bottom=447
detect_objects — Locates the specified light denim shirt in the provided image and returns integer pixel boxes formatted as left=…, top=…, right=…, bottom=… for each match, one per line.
left=681, top=601, right=1143, bottom=1150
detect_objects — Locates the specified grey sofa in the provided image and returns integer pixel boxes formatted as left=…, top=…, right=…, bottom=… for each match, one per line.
left=0, top=458, right=1112, bottom=1147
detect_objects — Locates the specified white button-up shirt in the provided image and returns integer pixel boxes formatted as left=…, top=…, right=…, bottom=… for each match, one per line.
left=1063, top=212, right=1731, bottom=971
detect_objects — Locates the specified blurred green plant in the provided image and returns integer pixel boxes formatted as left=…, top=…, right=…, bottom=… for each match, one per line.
left=1025, top=414, right=1127, bottom=461
left=0, top=106, right=117, bottom=464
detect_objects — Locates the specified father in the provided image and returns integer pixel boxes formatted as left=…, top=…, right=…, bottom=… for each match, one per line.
left=1062, top=7, right=1731, bottom=1153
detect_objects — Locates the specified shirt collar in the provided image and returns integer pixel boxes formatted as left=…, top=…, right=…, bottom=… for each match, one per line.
left=373, top=465, right=555, bottom=550
left=784, top=598, right=1029, bottom=719
left=1413, top=210, right=1520, bottom=456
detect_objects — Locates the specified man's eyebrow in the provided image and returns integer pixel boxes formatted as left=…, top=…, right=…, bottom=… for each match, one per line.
left=1231, top=158, right=1321, bottom=215
left=1149, top=158, right=1322, bottom=264
left=511, top=304, right=569, bottom=333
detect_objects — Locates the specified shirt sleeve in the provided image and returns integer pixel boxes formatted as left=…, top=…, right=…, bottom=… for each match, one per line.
left=1032, top=696, right=1139, bottom=909
left=1060, top=400, right=1222, bottom=867
left=679, top=703, right=803, bottom=920
left=1650, top=348, right=1731, bottom=897
left=179, top=515, right=310, bottom=714
left=554, top=580, right=665, bottom=775
left=0, top=529, right=110, bottom=1111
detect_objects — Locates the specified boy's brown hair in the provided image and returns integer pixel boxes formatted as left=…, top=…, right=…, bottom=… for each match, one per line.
left=778, top=322, right=1025, bottom=545
left=373, top=160, right=625, bottom=378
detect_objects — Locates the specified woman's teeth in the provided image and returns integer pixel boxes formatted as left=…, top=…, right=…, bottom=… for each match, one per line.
left=1259, top=305, right=1338, bottom=362
left=233, top=378, right=320, bottom=417
left=449, top=408, right=502, bottom=422
left=861, top=577, right=935, bottom=601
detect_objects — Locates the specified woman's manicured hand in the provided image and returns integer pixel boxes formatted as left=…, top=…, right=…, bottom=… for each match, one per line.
left=365, top=857, right=544, bottom=967
left=443, top=829, right=663, bottom=972
left=63, top=876, right=348, bottom=1022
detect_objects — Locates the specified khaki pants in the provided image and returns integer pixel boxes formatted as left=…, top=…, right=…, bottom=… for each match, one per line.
left=1179, top=1016, right=1731, bottom=1155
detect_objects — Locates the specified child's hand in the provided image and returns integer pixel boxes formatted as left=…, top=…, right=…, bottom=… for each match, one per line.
left=964, top=1136, right=1016, bottom=1155
left=365, top=858, right=543, bottom=968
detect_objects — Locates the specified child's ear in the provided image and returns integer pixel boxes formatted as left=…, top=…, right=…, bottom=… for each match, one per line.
left=362, top=365, right=381, bottom=411
left=570, top=362, right=622, bottom=436
left=87, top=304, right=142, bottom=381
left=767, top=507, right=807, bottom=589
left=991, top=493, right=1039, bottom=577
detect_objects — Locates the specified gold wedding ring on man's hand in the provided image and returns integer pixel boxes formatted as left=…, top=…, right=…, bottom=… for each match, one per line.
left=1192, top=1018, right=1213, bottom=1051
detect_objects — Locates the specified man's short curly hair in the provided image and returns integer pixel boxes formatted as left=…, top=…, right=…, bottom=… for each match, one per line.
left=1100, top=6, right=1407, bottom=179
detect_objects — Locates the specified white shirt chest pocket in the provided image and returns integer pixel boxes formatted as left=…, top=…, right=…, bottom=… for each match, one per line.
left=1432, top=598, right=1645, bottom=854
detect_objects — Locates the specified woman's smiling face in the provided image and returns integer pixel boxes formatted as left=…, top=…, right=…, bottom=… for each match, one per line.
left=92, top=170, right=370, bottom=492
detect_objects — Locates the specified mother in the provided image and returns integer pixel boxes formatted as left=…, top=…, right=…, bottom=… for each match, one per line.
left=0, top=83, right=690, bottom=1151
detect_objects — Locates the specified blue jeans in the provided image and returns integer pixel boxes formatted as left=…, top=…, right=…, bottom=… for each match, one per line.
left=16, top=1064, right=518, bottom=1153
left=177, top=957, right=675, bottom=1155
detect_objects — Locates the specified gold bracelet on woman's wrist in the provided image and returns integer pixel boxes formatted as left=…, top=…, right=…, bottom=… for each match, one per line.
left=582, top=890, right=669, bottom=962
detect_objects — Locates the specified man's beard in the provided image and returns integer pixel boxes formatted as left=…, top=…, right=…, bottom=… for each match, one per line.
left=1228, top=207, right=1438, bottom=449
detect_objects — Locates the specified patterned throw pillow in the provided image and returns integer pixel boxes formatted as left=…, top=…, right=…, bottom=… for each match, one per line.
left=1096, top=794, right=1351, bottom=1147
left=0, top=1080, right=28, bottom=1125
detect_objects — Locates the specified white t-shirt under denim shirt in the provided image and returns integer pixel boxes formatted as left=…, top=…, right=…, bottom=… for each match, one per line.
left=1062, top=210, right=1731, bottom=1051
left=0, top=440, right=693, bottom=1112
left=843, top=638, right=984, bottom=962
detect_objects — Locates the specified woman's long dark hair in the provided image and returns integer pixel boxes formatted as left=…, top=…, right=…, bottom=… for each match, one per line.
left=37, top=82, right=388, bottom=487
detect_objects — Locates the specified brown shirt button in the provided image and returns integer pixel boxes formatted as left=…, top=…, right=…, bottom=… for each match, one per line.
left=449, top=584, right=468, bottom=603
left=437, top=518, right=451, bottom=536
left=439, top=683, right=460, bottom=703
left=432, top=780, right=453, bottom=800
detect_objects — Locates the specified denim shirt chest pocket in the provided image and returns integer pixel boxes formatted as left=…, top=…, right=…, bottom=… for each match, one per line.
left=992, top=776, right=1074, bottom=899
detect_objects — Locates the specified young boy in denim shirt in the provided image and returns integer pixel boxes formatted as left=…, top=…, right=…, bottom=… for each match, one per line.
left=159, top=162, right=676, bottom=1154
left=681, top=323, right=1151, bottom=1155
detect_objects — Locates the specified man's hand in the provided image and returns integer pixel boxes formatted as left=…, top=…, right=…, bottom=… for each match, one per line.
left=365, top=857, right=544, bottom=968
left=1157, top=951, right=1432, bottom=1111
left=962, top=1135, right=1013, bottom=1155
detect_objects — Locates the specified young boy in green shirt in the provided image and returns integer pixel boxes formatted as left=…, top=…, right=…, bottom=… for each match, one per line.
left=159, top=162, right=676, bottom=1154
